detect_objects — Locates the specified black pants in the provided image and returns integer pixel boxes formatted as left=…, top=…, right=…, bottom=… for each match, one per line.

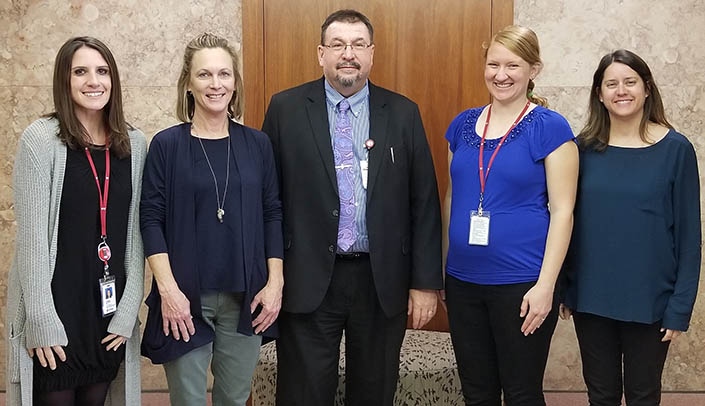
left=573, top=312, right=671, bottom=406
left=445, top=275, right=558, bottom=406
left=275, top=255, right=407, bottom=406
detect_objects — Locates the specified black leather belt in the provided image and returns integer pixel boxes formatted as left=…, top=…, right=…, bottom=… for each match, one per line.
left=335, top=252, right=369, bottom=260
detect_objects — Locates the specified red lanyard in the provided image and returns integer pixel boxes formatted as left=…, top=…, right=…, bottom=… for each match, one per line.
left=84, top=147, right=111, bottom=270
left=477, top=100, right=531, bottom=212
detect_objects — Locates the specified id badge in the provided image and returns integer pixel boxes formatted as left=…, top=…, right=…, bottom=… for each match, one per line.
left=468, top=210, right=490, bottom=246
left=99, top=275, right=117, bottom=317
left=360, top=159, right=369, bottom=189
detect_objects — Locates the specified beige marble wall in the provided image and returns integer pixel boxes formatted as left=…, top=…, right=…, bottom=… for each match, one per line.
left=516, top=0, right=705, bottom=391
left=2, top=0, right=705, bottom=394
left=0, top=0, right=242, bottom=390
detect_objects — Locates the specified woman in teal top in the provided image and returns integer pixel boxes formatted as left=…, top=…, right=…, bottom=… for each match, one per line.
left=561, top=49, right=701, bottom=406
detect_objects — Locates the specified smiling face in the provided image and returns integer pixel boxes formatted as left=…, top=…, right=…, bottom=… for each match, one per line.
left=318, top=21, right=374, bottom=96
left=188, top=47, right=236, bottom=118
left=599, top=62, right=648, bottom=122
left=484, top=42, right=539, bottom=105
left=70, top=46, right=111, bottom=118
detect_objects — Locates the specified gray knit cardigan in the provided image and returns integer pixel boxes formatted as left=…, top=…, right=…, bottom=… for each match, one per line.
left=5, top=117, right=146, bottom=405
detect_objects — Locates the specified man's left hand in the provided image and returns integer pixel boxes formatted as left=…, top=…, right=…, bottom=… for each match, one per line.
left=408, top=289, right=438, bottom=329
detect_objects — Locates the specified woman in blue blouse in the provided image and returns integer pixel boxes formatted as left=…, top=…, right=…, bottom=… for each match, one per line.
left=443, top=25, right=578, bottom=405
left=561, top=49, right=701, bottom=406
left=140, top=33, right=283, bottom=405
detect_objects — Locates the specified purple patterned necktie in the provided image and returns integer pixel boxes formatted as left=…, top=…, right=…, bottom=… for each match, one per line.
left=333, top=99, right=357, bottom=251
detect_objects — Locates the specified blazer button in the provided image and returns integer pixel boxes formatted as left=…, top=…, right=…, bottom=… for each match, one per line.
left=328, top=245, right=335, bottom=253
left=332, top=209, right=339, bottom=217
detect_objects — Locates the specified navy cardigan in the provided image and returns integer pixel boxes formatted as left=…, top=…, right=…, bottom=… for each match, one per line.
left=140, top=121, right=283, bottom=364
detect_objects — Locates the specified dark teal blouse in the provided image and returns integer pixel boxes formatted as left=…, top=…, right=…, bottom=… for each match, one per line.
left=564, top=130, right=701, bottom=331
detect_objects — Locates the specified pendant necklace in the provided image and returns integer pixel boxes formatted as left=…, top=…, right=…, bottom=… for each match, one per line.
left=194, top=126, right=230, bottom=223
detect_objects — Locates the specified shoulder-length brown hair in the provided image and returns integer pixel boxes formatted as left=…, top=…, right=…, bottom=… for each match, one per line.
left=176, top=33, right=244, bottom=122
left=578, top=49, right=672, bottom=152
left=49, top=36, right=131, bottom=158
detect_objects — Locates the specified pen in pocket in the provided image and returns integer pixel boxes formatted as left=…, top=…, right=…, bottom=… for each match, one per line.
left=390, top=146, right=395, bottom=164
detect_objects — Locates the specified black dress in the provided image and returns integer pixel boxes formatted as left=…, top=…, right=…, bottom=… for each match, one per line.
left=33, top=146, right=131, bottom=392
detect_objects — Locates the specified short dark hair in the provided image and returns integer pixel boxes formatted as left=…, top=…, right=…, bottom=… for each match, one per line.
left=320, top=9, right=374, bottom=45
left=50, top=36, right=131, bottom=157
left=578, top=49, right=671, bottom=151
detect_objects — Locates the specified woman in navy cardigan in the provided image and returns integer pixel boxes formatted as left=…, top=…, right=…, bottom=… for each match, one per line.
left=140, top=33, right=283, bottom=406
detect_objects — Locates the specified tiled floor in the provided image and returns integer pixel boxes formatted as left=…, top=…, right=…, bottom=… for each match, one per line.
left=544, top=392, right=705, bottom=406
left=3, top=391, right=704, bottom=405
left=141, top=392, right=211, bottom=405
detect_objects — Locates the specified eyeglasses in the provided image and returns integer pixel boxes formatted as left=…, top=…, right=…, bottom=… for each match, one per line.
left=323, top=41, right=373, bottom=53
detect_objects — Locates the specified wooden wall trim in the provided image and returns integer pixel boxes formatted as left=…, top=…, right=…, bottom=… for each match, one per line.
left=492, top=0, right=514, bottom=34
left=242, top=0, right=514, bottom=129
left=242, top=0, right=265, bottom=127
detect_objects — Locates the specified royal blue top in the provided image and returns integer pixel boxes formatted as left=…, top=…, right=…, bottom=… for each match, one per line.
left=445, top=105, right=575, bottom=285
left=563, top=130, right=701, bottom=331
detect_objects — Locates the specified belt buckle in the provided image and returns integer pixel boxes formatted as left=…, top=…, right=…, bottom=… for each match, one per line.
left=336, top=252, right=365, bottom=259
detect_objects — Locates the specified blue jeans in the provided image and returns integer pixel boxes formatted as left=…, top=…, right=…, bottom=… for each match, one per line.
left=445, top=275, right=558, bottom=406
left=163, top=292, right=262, bottom=406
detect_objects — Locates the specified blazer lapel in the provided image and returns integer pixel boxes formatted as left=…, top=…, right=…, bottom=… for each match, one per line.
left=366, top=83, right=388, bottom=200
left=305, top=79, right=338, bottom=192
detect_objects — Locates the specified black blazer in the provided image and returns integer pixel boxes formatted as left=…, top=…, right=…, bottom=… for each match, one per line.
left=262, top=78, right=442, bottom=317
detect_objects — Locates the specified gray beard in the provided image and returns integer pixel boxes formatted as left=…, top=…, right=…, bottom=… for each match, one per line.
left=336, top=74, right=359, bottom=88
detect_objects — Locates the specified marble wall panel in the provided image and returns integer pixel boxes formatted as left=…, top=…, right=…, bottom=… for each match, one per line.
left=2, top=0, right=243, bottom=87
left=517, top=0, right=705, bottom=87
left=123, top=86, right=182, bottom=139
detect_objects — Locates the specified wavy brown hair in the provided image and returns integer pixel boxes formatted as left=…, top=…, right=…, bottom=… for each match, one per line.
left=578, top=49, right=672, bottom=152
left=176, top=33, right=244, bottom=122
left=50, top=36, right=131, bottom=158
left=485, top=25, right=548, bottom=107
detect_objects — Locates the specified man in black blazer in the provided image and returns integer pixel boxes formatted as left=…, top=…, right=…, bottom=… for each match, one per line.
left=262, top=9, right=442, bottom=406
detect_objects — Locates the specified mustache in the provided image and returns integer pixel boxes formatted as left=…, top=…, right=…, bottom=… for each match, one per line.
left=336, top=62, right=361, bottom=69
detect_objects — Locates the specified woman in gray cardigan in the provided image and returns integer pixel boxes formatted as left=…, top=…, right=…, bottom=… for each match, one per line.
left=5, top=37, right=145, bottom=405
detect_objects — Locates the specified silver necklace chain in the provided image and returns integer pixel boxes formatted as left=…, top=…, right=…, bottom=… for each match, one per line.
left=194, top=128, right=230, bottom=223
